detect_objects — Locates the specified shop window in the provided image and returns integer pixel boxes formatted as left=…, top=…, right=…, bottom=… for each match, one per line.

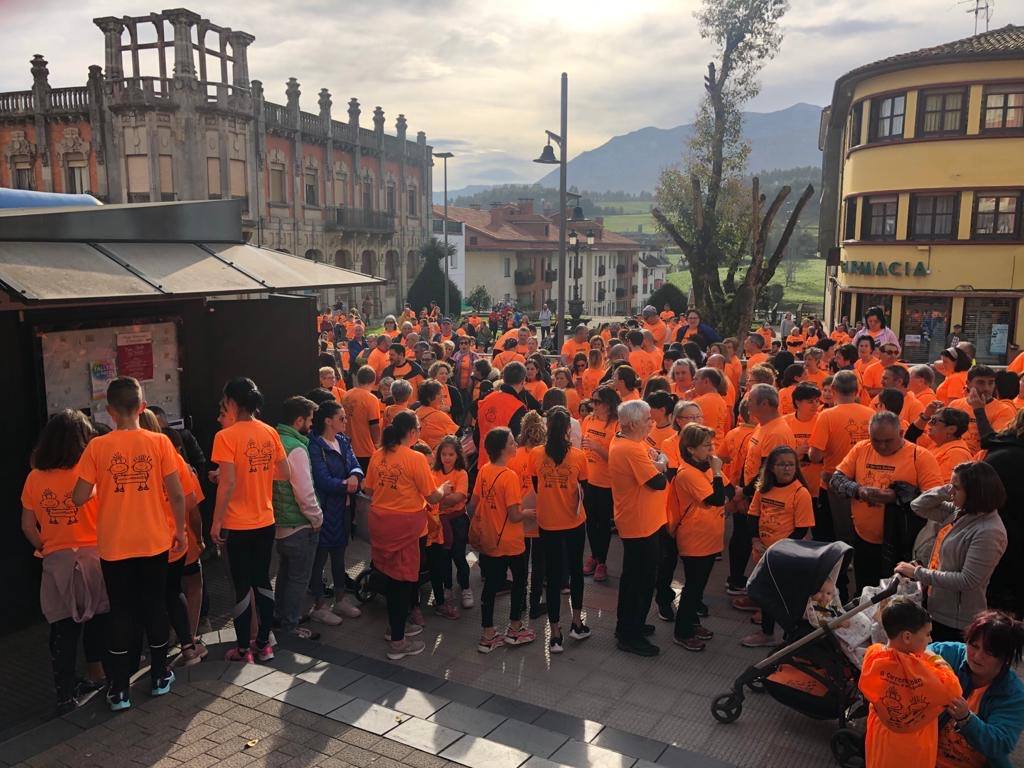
left=973, top=193, right=1021, bottom=239
left=918, top=88, right=967, bottom=136
left=910, top=193, right=958, bottom=240
left=65, top=155, right=88, bottom=194
left=304, top=168, right=319, bottom=206
left=982, top=85, right=1024, bottom=132
left=843, top=198, right=858, bottom=241
left=861, top=195, right=898, bottom=241
left=963, top=297, right=1016, bottom=365
left=838, top=291, right=853, bottom=327
left=206, top=157, right=221, bottom=200
left=869, top=95, right=905, bottom=141
left=269, top=163, right=286, bottom=204
left=849, top=103, right=863, bottom=149
left=855, top=293, right=893, bottom=325
left=901, top=297, right=951, bottom=364
left=126, top=154, right=150, bottom=203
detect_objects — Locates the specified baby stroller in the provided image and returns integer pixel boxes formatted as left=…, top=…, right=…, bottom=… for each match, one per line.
left=350, top=492, right=432, bottom=604
left=710, top=539, right=899, bottom=768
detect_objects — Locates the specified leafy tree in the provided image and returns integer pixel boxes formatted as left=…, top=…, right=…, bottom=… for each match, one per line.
left=647, top=282, right=689, bottom=316
left=408, top=238, right=461, bottom=316
left=467, top=285, right=492, bottom=311
left=652, top=0, right=814, bottom=339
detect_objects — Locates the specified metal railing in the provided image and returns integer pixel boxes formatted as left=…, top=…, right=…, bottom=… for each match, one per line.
left=514, top=270, right=536, bottom=286
left=324, top=206, right=396, bottom=234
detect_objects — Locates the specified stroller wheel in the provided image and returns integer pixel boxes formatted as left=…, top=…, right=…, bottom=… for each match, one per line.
left=744, top=677, right=766, bottom=694
left=710, top=693, right=743, bottom=724
left=830, top=728, right=864, bottom=768
left=355, top=569, right=377, bottom=604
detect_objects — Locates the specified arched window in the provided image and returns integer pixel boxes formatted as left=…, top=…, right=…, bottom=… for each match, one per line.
left=406, top=249, right=417, bottom=280
left=334, top=249, right=351, bottom=269
left=361, top=250, right=375, bottom=276
left=304, top=249, right=322, bottom=262
left=385, top=250, right=398, bottom=281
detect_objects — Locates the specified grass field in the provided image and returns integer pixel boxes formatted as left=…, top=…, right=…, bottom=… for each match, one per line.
left=599, top=200, right=656, bottom=234
left=667, top=258, right=827, bottom=313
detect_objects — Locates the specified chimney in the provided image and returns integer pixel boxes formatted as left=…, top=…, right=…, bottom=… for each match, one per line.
left=517, top=198, right=534, bottom=215
left=489, top=203, right=509, bottom=228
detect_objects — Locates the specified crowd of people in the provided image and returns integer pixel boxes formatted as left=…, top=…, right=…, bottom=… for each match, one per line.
left=19, top=298, right=1024, bottom=764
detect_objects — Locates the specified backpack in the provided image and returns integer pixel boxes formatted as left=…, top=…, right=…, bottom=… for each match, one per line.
left=468, top=469, right=509, bottom=554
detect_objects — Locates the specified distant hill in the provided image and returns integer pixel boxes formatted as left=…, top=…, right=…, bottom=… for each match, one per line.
left=536, top=103, right=824, bottom=195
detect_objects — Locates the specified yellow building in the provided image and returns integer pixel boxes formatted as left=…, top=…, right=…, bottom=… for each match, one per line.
left=819, top=25, right=1024, bottom=364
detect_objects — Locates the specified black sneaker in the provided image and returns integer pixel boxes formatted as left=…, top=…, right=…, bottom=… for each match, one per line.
left=569, top=623, right=591, bottom=641
left=550, top=634, right=564, bottom=654
left=696, top=603, right=710, bottom=618
left=617, top=637, right=660, bottom=657
left=55, top=697, right=78, bottom=716
left=725, top=583, right=747, bottom=596
left=657, top=604, right=675, bottom=622
left=615, top=623, right=655, bottom=639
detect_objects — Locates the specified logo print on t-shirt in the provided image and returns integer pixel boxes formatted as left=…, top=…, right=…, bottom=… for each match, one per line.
left=843, top=418, right=869, bottom=443
left=245, top=439, right=274, bottom=473
left=542, top=463, right=572, bottom=489
left=39, top=489, right=79, bottom=525
left=378, top=462, right=402, bottom=490
left=108, top=452, right=153, bottom=492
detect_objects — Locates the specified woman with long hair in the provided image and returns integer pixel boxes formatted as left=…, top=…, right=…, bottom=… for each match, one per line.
left=613, top=365, right=642, bottom=402
left=431, top=436, right=472, bottom=612
left=524, top=358, right=550, bottom=404
left=552, top=366, right=582, bottom=419
left=508, top=411, right=547, bottom=619
left=581, top=386, right=621, bottom=582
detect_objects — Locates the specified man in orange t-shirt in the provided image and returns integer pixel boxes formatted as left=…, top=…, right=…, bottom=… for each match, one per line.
left=492, top=338, right=526, bottom=371
left=366, top=335, right=392, bottom=381
left=692, top=368, right=730, bottom=449
left=319, top=366, right=347, bottom=400
left=609, top=400, right=669, bottom=656
left=942, top=366, right=1017, bottom=454
left=561, top=325, right=591, bottom=366
left=627, top=330, right=659, bottom=384
left=642, top=306, right=668, bottom=348
left=342, top=366, right=383, bottom=471
left=73, top=377, right=186, bottom=708
left=742, top=334, right=768, bottom=387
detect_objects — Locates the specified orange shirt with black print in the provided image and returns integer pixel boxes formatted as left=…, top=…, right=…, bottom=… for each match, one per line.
left=472, top=463, right=525, bottom=557
left=528, top=445, right=588, bottom=531
left=22, top=465, right=99, bottom=556
left=749, top=481, right=815, bottom=548
left=211, top=419, right=286, bottom=531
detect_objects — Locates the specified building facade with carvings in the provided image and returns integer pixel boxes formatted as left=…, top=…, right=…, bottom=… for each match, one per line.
left=0, top=9, right=433, bottom=316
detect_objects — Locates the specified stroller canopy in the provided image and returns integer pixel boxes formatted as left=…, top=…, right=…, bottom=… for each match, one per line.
left=747, top=539, right=853, bottom=635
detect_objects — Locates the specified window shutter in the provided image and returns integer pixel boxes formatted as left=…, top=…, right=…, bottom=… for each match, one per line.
left=229, top=159, right=246, bottom=197
left=207, top=158, right=221, bottom=198
left=159, top=155, right=174, bottom=195
left=126, top=155, right=150, bottom=193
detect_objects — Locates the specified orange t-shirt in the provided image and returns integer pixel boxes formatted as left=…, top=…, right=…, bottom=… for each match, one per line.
left=581, top=416, right=616, bottom=488
left=936, top=371, right=968, bottom=404
left=803, top=368, right=828, bottom=389
left=561, top=339, right=590, bottom=362
left=211, top=420, right=285, bottom=531
left=609, top=437, right=666, bottom=539
left=1014, top=395, right=1024, bottom=411
left=416, top=405, right=458, bottom=451
left=524, top=379, right=549, bottom=404
left=912, top=387, right=937, bottom=407
left=929, top=439, right=973, bottom=482
left=668, top=461, right=724, bottom=557
left=492, top=350, right=526, bottom=370
left=724, top=358, right=743, bottom=392
left=830, top=330, right=852, bottom=346
left=21, top=465, right=99, bottom=556
left=746, top=352, right=769, bottom=372
left=472, top=463, right=525, bottom=556
left=558, top=387, right=582, bottom=418
left=183, top=463, right=205, bottom=565
left=163, top=451, right=198, bottom=561
left=719, top=423, right=756, bottom=485
left=808, top=402, right=874, bottom=488
left=646, top=319, right=668, bottom=347
left=750, top=482, right=815, bottom=548
left=861, top=361, right=885, bottom=392
left=659, top=310, right=675, bottom=323
left=742, top=418, right=797, bottom=487
left=367, top=348, right=390, bottom=380
left=365, top=445, right=437, bottom=515
left=628, top=349, right=659, bottom=383
left=342, top=387, right=383, bottom=459
left=382, top=402, right=408, bottom=430
left=693, top=392, right=730, bottom=450
left=646, top=422, right=676, bottom=456
left=860, top=645, right=961, bottom=768
left=580, top=367, right=604, bottom=398
left=330, top=383, right=347, bottom=402
left=528, top=445, right=588, bottom=531
left=757, top=328, right=774, bottom=347
left=835, top=441, right=944, bottom=544
left=936, top=684, right=989, bottom=768
left=78, top=428, right=181, bottom=560
left=778, top=385, right=797, bottom=416
left=945, top=397, right=1017, bottom=454
left=785, top=412, right=822, bottom=496
left=867, top=389, right=924, bottom=427
left=507, top=446, right=537, bottom=538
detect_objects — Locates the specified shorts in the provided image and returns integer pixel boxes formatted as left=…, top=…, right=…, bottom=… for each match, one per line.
left=183, top=559, right=202, bottom=577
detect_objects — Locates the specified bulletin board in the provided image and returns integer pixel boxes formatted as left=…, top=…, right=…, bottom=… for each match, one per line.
left=37, top=321, right=181, bottom=427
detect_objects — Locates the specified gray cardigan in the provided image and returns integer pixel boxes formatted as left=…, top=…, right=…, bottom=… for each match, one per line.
left=910, top=486, right=1007, bottom=630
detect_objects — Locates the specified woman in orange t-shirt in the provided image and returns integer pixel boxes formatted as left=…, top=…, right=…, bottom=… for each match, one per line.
left=552, top=367, right=582, bottom=418
left=211, top=378, right=288, bottom=664
left=667, top=423, right=727, bottom=652
left=935, top=347, right=972, bottom=404
left=529, top=407, right=590, bottom=652
left=508, top=412, right=547, bottom=618
left=588, top=335, right=606, bottom=364
left=581, top=386, right=621, bottom=581
left=777, top=363, right=805, bottom=415
left=578, top=350, right=603, bottom=399
left=365, top=411, right=450, bottom=659
left=524, top=358, right=550, bottom=405
left=669, top=358, right=696, bottom=398
left=430, top=436, right=471, bottom=616
left=415, top=380, right=459, bottom=450
left=470, top=427, right=537, bottom=653
left=20, top=410, right=107, bottom=711
left=613, top=365, right=642, bottom=402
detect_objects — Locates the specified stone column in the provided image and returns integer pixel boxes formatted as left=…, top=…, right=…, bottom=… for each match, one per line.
left=286, top=78, right=302, bottom=241
left=87, top=65, right=112, bottom=199
left=320, top=88, right=333, bottom=207
left=249, top=79, right=265, bottom=244
left=165, top=9, right=199, bottom=79
left=228, top=31, right=254, bottom=89
left=29, top=55, right=52, bottom=189
left=93, top=17, right=124, bottom=80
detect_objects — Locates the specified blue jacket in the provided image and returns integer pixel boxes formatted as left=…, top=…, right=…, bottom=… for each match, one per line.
left=308, top=432, right=363, bottom=549
left=929, top=641, right=1024, bottom=768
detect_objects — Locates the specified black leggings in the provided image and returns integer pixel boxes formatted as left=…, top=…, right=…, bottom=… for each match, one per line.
left=583, top=483, right=613, bottom=564
left=225, top=524, right=275, bottom=650
left=386, top=577, right=417, bottom=641
left=727, top=510, right=752, bottom=590
left=427, top=543, right=448, bottom=607
left=101, top=553, right=169, bottom=694
left=655, top=526, right=678, bottom=610
left=50, top=615, right=107, bottom=700
left=479, top=551, right=527, bottom=628
left=674, top=554, right=716, bottom=640
left=540, top=524, right=585, bottom=625
left=526, top=537, right=546, bottom=611
left=166, top=556, right=192, bottom=647
left=443, top=515, right=470, bottom=591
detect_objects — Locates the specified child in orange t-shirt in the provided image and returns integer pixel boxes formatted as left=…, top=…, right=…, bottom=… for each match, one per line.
left=508, top=412, right=547, bottom=618
left=428, top=437, right=470, bottom=619
left=73, top=377, right=186, bottom=710
left=739, top=445, right=814, bottom=648
left=859, top=598, right=962, bottom=768
left=470, top=427, right=536, bottom=653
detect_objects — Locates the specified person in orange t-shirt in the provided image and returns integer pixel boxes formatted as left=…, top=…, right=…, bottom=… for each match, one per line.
left=609, top=399, right=669, bottom=656
left=21, top=409, right=106, bottom=709
left=659, top=306, right=676, bottom=323
left=415, top=379, right=459, bottom=450
left=581, top=387, right=621, bottom=581
left=859, top=598, right=961, bottom=768
left=935, top=347, right=972, bottom=404
left=909, top=364, right=937, bottom=407
left=528, top=407, right=590, bottom=650
left=366, top=335, right=392, bottom=381
left=492, top=337, right=526, bottom=371
left=719, top=402, right=756, bottom=487
left=552, top=367, right=582, bottom=418
left=342, top=366, right=384, bottom=469
left=382, top=379, right=413, bottom=430
left=802, top=347, right=828, bottom=389
left=428, top=436, right=471, bottom=619
left=561, top=325, right=591, bottom=366
left=642, top=307, right=668, bottom=347
left=524, top=359, right=550, bottom=404
left=627, top=330, right=659, bottom=384
left=942, top=367, right=1018, bottom=454
left=579, top=349, right=605, bottom=399
left=786, top=382, right=823, bottom=499
left=907, top=404, right=973, bottom=481
left=832, top=411, right=943, bottom=590
left=319, top=366, right=347, bottom=400
left=209, top=377, right=288, bottom=665
left=742, top=334, right=769, bottom=384
left=667, top=423, right=726, bottom=651
left=73, top=377, right=186, bottom=708
left=692, top=368, right=730, bottom=449
left=470, top=427, right=537, bottom=653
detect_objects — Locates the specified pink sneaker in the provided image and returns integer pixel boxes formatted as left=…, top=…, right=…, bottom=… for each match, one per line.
left=582, top=557, right=597, bottom=576
left=435, top=603, right=460, bottom=620
left=504, top=625, right=536, bottom=646
left=594, top=563, right=608, bottom=582
left=477, top=633, right=506, bottom=654
left=253, top=641, right=274, bottom=662
left=409, top=606, right=426, bottom=626
left=225, top=647, right=254, bottom=664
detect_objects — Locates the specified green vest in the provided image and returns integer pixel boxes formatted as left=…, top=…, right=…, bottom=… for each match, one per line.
left=273, top=424, right=310, bottom=527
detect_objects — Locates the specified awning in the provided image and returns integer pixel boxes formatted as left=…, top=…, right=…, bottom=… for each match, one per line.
left=0, top=240, right=382, bottom=303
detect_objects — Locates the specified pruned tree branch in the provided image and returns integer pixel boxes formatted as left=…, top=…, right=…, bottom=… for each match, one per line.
left=764, top=183, right=815, bottom=277
left=690, top=174, right=705, bottom=234
left=651, top=207, right=693, bottom=255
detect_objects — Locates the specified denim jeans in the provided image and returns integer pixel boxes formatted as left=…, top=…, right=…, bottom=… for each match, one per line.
left=274, top=527, right=319, bottom=632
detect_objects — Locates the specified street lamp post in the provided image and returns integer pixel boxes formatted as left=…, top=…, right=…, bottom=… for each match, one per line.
left=534, top=72, right=568, bottom=354
left=567, top=227, right=595, bottom=325
left=433, top=151, right=454, bottom=319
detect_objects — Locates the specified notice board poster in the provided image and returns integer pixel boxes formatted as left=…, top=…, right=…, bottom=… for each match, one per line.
left=38, top=321, right=181, bottom=422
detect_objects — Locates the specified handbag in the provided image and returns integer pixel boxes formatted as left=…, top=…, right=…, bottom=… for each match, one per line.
left=468, top=469, right=509, bottom=553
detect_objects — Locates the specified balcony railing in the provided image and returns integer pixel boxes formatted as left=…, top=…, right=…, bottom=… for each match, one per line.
left=0, top=90, right=34, bottom=114
left=324, top=206, right=396, bottom=234
left=598, top=264, right=606, bottom=276
left=514, top=270, right=536, bottom=286
left=616, top=263, right=627, bottom=274
left=50, top=86, right=89, bottom=112
left=264, top=101, right=289, bottom=129
left=108, top=77, right=174, bottom=105
left=616, top=287, right=626, bottom=299
left=432, top=219, right=463, bottom=235
left=300, top=111, right=321, bottom=135
left=544, top=269, right=558, bottom=283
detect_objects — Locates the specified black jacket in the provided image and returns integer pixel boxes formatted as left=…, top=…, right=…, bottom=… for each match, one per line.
left=981, top=431, right=1024, bottom=615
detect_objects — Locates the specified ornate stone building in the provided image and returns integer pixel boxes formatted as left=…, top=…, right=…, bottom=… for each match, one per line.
left=0, top=9, right=433, bottom=314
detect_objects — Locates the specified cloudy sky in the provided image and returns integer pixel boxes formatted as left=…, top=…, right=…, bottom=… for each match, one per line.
left=1, top=0, right=1008, bottom=188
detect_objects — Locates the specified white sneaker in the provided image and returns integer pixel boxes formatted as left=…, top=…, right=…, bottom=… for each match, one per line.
left=461, top=589, right=475, bottom=609
left=332, top=598, right=362, bottom=619
left=309, top=607, right=342, bottom=626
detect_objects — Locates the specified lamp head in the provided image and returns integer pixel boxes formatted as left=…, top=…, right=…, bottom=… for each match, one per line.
left=534, top=143, right=558, bottom=164
left=586, top=229, right=595, bottom=246
left=433, top=151, right=454, bottom=160
left=568, top=230, right=578, bottom=247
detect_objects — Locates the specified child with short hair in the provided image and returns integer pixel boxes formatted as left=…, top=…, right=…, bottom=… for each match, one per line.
left=859, top=597, right=962, bottom=768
